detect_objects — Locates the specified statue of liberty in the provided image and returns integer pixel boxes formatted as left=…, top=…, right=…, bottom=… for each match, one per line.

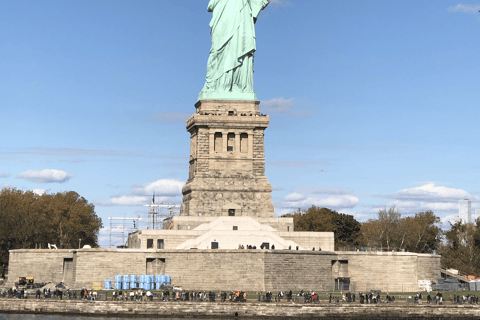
left=199, top=0, right=270, bottom=101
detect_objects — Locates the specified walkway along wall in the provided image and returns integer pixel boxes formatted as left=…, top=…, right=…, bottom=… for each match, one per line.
left=6, top=249, right=440, bottom=292
left=1, top=300, right=480, bottom=319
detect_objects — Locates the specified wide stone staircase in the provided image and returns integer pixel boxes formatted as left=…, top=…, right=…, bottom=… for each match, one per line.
left=176, top=216, right=301, bottom=250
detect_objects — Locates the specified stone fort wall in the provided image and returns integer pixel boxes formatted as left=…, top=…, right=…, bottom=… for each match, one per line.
left=6, top=249, right=439, bottom=292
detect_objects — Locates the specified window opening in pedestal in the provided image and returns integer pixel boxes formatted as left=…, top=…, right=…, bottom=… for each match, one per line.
left=147, top=239, right=154, bottom=249
left=240, top=133, right=248, bottom=153
left=227, top=133, right=235, bottom=152
left=229, top=209, right=235, bottom=216
left=157, top=239, right=164, bottom=249
left=214, top=133, right=222, bottom=152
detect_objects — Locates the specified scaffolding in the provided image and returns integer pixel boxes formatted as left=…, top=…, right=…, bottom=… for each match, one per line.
left=108, top=216, right=141, bottom=248
left=143, top=192, right=180, bottom=229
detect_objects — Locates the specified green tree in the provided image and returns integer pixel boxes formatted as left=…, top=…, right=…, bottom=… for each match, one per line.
left=291, top=206, right=362, bottom=250
left=0, top=188, right=102, bottom=275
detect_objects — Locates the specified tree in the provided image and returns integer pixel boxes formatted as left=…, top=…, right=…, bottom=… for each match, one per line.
left=360, top=207, right=441, bottom=253
left=0, top=188, right=102, bottom=275
left=291, top=206, right=362, bottom=250
left=402, top=211, right=441, bottom=253
left=45, top=191, right=102, bottom=248
left=440, top=220, right=479, bottom=276
left=360, top=207, right=402, bottom=250
left=377, top=206, right=402, bottom=250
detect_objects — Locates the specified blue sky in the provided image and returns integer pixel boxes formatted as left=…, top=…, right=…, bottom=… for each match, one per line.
left=1, top=0, right=479, bottom=247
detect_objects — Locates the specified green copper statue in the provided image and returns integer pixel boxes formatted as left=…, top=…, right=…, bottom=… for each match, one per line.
left=199, top=0, right=270, bottom=101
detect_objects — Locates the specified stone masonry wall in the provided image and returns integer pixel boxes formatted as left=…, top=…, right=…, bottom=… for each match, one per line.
left=337, top=252, right=435, bottom=292
left=264, top=252, right=333, bottom=292
left=252, top=130, right=265, bottom=176
left=417, top=254, right=441, bottom=281
left=163, top=250, right=266, bottom=291
left=7, top=250, right=74, bottom=286
left=195, top=128, right=210, bottom=173
left=7, top=249, right=440, bottom=293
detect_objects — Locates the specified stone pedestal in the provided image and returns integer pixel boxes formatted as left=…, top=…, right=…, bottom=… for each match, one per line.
left=181, top=100, right=274, bottom=218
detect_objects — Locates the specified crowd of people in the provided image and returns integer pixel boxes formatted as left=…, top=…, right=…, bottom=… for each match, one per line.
left=2, top=286, right=480, bottom=306
left=256, top=290, right=319, bottom=303
left=451, top=293, right=479, bottom=304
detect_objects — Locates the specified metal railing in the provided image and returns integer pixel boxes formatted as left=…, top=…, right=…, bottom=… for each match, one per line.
left=440, top=266, right=470, bottom=283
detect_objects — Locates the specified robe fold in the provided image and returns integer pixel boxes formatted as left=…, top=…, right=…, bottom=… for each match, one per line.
left=200, top=0, right=269, bottom=100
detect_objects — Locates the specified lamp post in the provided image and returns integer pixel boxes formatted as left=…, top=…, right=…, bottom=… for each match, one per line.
left=78, top=239, right=82, bottom=249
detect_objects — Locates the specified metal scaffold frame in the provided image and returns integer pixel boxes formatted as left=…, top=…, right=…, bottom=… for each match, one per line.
left=143, top=192, right=180, bottom=230
left=108, top=216, right=141, bottom=248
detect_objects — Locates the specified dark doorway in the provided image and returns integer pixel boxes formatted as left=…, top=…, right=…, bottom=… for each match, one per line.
left=63, top=258, right=74, bottom=286
left=146, top=258, right=165, bottom=274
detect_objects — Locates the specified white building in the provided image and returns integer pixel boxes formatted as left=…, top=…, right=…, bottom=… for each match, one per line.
left=459, top=199, right=472, bottom=223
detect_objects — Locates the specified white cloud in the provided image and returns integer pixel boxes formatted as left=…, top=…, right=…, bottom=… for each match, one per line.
left=439, top=214, right=460, bottom=229
left=370, top=183, right=479, bottom=224
left=151, top=113, right=191, bottom=123
left=269, top=0, right=293, bottom=8
left=100, top=195, right=149, bottom=206
left=98, top=194, right=178, bottom=207
left=261, top=97, right=295, bottom=113
left=98, top=227, right=111, bottom=248
left=275, top=192, right=361, bottom=218
left=274, top=207, right=295, bottom=216
left=1, top=183, right=13, bottom=190
left=282, top=192, right=360, bottom=210
left=422, top=202, right=459, bottom=212
left=32, top=189, right=46, bottom=196
left=350, top=210, right=377, bottom=222
left=378, top=200, right=420, bottom=212
left=447, top=4, right=480, bottom=13
left=337, top=208, right=374, bottom=221
left=261, top=97, right=314, bottom=117
left=97, top=179, right=184, bottom=207
left=391, top=183, right=477, bottom=202
left=376, top=199, right=459, bottom=215
left=17, top=169, right=73, bottom=183
left=284, top=192, right=305, bottom=201
left=130, top=179, right=184, bottom=196
left=310, top=186, right=351, bottom=196
left=0, top=173, right=10, bottom=178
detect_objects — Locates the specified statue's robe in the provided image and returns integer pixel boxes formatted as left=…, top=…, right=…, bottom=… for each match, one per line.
left=200, top=0, right=269, bottom=99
